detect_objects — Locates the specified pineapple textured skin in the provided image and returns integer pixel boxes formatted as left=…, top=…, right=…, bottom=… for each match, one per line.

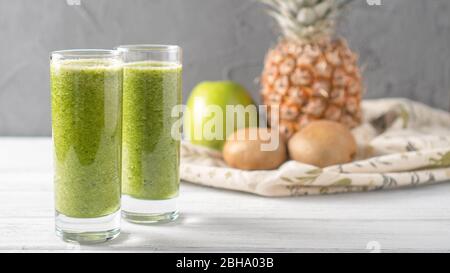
left=259, top=0, right=363, bottom=139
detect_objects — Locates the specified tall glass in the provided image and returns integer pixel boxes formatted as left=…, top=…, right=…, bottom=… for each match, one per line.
left=117, top=45, right=182, bottom=224
left=50, top=50, right=122, bottom=243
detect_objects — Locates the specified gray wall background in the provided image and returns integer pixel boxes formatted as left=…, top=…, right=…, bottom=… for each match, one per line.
left=0, top=0, right=449, bottom=136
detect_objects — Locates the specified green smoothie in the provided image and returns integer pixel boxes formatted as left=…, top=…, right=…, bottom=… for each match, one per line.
left=122, top=61, right=182, bottom=200
left=51, top=59, right=122, bottom=218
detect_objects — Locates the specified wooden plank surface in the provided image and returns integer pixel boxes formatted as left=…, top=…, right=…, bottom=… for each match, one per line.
left=0, top=138, right=449, bottom=252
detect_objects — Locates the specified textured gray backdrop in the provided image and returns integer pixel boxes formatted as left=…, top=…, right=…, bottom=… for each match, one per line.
left=0, top=0, right=449, bottom=136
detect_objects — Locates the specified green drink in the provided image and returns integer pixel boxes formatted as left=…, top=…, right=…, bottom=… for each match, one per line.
left=51, top=50, right=122, bottom=243
left=122, top=62, right=182, bottom=199
left=118, top=45, right=182, bottom=223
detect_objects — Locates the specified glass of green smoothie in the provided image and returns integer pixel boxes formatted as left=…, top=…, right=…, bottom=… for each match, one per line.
left=117, top=45, right=182, bottom=224
left=50, top=50, right=123, bottom=243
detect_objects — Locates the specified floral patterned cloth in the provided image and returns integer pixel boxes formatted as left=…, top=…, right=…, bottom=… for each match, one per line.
left=180, top=98, right=450, bottom=196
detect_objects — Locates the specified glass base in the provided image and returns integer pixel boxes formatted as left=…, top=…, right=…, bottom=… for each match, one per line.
left=122, top=195, right=178, bottom=224
left=55, top=210, right=120, bottom=244
left=122, top=210, right=179, bottom=224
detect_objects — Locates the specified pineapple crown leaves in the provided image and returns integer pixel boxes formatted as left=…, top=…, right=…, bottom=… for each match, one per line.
left=259, top=0, right=354, bottom=43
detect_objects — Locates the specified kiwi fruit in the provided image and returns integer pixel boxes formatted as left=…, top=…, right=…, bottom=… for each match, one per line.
left=223, top=127, right=287, bottom=170
left=288, top=120, right=357, bottom=167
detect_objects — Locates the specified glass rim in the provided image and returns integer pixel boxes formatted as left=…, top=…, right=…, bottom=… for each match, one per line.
left=116, top=44, right=181, bottom=53
left=50, top=49, right=121, bottom=59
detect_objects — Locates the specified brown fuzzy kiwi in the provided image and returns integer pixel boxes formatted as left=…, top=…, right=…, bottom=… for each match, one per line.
left=223, top=127, right=287, bottom=170
left=288, top=120, right=357, bottom=167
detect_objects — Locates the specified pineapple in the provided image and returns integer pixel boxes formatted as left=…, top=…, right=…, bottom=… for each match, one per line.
left=260, top=0, right=364, bottom=139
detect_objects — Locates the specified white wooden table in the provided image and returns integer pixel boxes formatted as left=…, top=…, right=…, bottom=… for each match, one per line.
left=0, top=138, right=449, bottom=253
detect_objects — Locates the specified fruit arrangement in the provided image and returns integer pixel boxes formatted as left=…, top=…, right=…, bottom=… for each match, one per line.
left=259, top=0, right=364, bottom=139
left=186, top=80, right=358, bottom=169
left=186, top=0, right=363, bottom=171
left=178, top=3, right=450, bottom=196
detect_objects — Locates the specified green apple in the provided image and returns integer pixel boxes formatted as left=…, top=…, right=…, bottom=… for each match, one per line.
left=185, top=81, right=258, bottom=151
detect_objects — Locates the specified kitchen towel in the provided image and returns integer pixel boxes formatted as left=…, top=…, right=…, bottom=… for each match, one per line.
left=180, top=98, right=450, bottom=196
